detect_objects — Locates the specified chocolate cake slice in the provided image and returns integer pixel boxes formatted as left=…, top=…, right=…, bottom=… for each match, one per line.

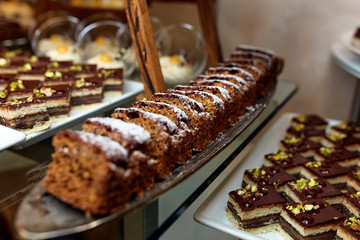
left=279, top=199, right=345, bottom=240
left=98, top=68, right=123, bottom=92
left=285, top=178, right=343, bottom=206
left=291, top=114, right=328, bottom=131
left=0, top=97, right=50, bottom=135
left=263, top=151, right=309, bottom=176
left=314, top=147, right=360, bottom=169
left=286, top=123, right=326, bottom=143
left=330, top=122, right=360, bottom=139
left=336, top=217, right=360, bottom=240
left=279, top=137, right=322, bottom=157
left=242, top=165, right=296, bottom=193
left=33, top=85, right=71, bottom=122
left=43, top=70, right=75, bottom=87
left=300, top=161, right=350, bottom=190
left=321, top=133, right=360, bottom=153
left=226, top=184, right=286, bottom=234
left=70, top=77, right=104, bottom=108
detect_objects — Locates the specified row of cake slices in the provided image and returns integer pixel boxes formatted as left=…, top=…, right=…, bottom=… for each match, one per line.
left=225, top=114, right=360, bottom=240
left=0, top=50, right=123, bottom=135
left=43, top=45, right=284, bottom=215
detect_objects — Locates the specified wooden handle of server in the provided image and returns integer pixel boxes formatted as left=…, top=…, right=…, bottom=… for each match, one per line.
left=196, top=0, right=223, bottom=66
left=124, top=0, right=166, bottom=98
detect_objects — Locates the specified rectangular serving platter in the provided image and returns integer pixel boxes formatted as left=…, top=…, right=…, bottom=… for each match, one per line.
left=9, top=80, right=144, bottom=149
left=14, top=82, right=277, bottom=240
left=193, top=112, right=340, bottom=240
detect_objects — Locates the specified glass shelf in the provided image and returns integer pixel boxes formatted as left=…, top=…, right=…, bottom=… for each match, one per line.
left=0, top=80, right=297, bottom=240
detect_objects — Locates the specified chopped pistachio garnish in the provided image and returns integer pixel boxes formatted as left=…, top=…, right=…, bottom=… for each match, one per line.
left=328, top=132, right=347, bottom=142
left=305, top=161, right=322, bottom=168
left=248, top=167, right=263, bottom=178
left=271, top=151, right=293, bottom=161
left=350, top=191, right=360, bottom=199
left=336, top=122, right=348, bottom=130
left=33, top=87, right=55, bottom=97
left=4, top=97, right=33, bottom=106
left=295, top=123, right=305, bottom=132
left=29, top=55, right=38, bottom=63
left=287, top=202, right=318, bottom=215
left=55, top=71, right=62, bottom=78
left=75, top=78, right=92, bottom=88
left=100, top=69, right=114, bottom=78
left=296, top=115, right=307, bottom=123
left=347, top=217, right=360, bottom=231
left=0, top=58, right=10, bottom=67
left=261, top=170, right=266, bottom=176
left=70, top=65, right=82, bottom=71
left=9, top=80, right=24, bottom=91
left=18, top=63, right=32, bottom=72
left=251, top=185, right=257, bottom=193
left=284, top=137, right=301, bottom=144
left=319, top=147, right=332, bottom=157
left=289, top=178, right=318, bottom=192
left=236, top=184, right=265, bottom=198
left=0, top=90, right=7, bottom=98
left=50, top=61, right=59, bottom=68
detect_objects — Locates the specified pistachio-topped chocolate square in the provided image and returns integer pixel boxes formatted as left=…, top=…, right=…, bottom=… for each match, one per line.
left=291, top=114, right=328, bottom=130
left=321, top=133, right=360, bottom=152
left=264, top=151, right=309, bottom=175
left=330, top=122, right=360, bottom=138
left=243, top=165, right=296, bottom=192
left=285, top=178, right=343, bottom=203
left=314, top=147, right=359, bottom=168
left=302, top=161, right=350, bottom=179
left=286, top=123, right=326, bottom=142
left=280, top=137, right=322, bottom=156
left=229, top=184, right=285, bottom=212
left=282, top=199, right=344, bottom=228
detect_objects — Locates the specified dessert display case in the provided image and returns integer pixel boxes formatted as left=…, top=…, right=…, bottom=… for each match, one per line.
left=0, top=1, right=300, bottom=240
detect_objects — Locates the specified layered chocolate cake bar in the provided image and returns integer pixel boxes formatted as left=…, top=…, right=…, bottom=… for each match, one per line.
left=285, top=178, right=343, bottom=205
left=300, top=161, right=350, bottom=190
left=336, top=217, right=360, bottom=240
left=348, top=170, right=360, bottom=191
left=314, top=147, right=359, bottom=168
left=342, top=192, right=360, bottom=218
left=321, top=133, right=360, bottom=153
left=0, top=58, right=18, bottom=74
left=0, top=97, right=50, bottom=135
left=279, top=137, right=322, bottom=157
left=279, top=199, right=345, bottom=240
left=98, top=68, right=123, bottom=92
left=330, top=122, right=360, bottom=139
left=263, top=151, right=309, bottom=176
left=242, top=166, right=296, bottom=192
left=16, top=63, right=46, bottom=81
left=226, top=184, right=286, bottom=233
left=291, top=114, right=328, bottom=130
left=33, top=85, right=70, bottom=122
left=70, top=77, right=103, bottom=108
left=286, top=123, right=326, bottom=142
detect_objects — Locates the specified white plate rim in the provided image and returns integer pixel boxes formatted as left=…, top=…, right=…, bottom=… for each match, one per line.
left=340, top=30, right=360, bottom=56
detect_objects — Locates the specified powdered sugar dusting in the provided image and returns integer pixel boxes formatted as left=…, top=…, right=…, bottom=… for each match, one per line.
left=154, top=92, right=205, bottom=112
left=199, top=74, right=249, bottom=91
left=137, top=101, right=188, bottom=122
left=86, top=117, right=151, bottom=145
left=74, top=130, right=128, bottom=160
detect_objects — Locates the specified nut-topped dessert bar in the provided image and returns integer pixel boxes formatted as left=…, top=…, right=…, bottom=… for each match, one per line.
left=226, top=184, right=286, bottom=233
left=279, top=199, right=345, bottom=240
left=336, top=216, right=360, bottom=240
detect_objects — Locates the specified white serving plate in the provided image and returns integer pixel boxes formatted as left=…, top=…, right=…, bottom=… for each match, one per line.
left=10, top=79, right=144, bottom=149
left=194, top=112, right=341, bottom=240
left=0, top=125, right=26, bottom=152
